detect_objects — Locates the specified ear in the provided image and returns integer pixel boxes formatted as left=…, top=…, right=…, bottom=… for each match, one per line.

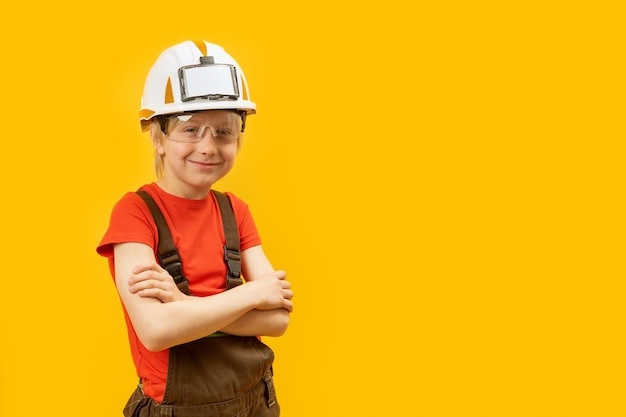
left=150, top=123, right=166, bottom=155
left=154, top=139, right=166, bottom=156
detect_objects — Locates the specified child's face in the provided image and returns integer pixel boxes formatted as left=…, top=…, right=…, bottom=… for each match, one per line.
left=155, top=110, right=240, bottom=198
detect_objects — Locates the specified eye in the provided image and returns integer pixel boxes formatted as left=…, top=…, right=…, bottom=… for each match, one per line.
left=215, top=128, right=237, bottom=143
left=215, top=128, right=232, bottom=136
left=180, top=126, right=200, bottom=135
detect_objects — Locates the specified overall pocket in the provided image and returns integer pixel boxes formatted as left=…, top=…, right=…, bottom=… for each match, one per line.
left=122, top=385, right=153, bottom=417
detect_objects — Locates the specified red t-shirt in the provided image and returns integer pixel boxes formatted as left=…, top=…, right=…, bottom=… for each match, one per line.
left=96, top=183, right=262, bottom=403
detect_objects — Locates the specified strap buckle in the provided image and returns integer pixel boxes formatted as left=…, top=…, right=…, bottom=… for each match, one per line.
left=159, top=250, right=190, bottom=294
left=224, top=246, right=243, bottom=289
left=160, top=251, right=185, bottom=283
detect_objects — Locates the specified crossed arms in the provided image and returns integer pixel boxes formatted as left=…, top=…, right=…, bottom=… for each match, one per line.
left=114, top=243, right=294, bottom=352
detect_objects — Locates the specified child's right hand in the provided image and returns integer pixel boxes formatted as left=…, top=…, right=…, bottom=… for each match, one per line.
left=128, top=262, right=188, bottom=303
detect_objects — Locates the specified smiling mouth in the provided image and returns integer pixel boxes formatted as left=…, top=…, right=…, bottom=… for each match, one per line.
left=191, top=160, right=220, bottom=166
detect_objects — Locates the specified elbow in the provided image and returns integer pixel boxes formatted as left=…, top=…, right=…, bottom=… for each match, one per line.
left=269, top=328, right=288, bottom=337
left=268, top=312, right=291, bottom=337
left=136, top=325, right=173, bottom=352
left=142, top=339, right=169, bottom=353
left=276, top=315, right=291, bottom=336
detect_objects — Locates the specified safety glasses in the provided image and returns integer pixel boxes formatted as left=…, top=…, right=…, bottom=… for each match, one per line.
left=161, top=113, right=241, bottom=144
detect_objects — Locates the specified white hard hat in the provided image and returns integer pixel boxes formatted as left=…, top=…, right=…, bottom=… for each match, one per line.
left=139, top=40, right=256, bottom=131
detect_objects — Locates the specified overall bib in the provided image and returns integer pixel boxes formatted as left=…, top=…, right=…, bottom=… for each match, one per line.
left=122, top=191, right=280, bottom=417
left=122, top=335, right=279, bottom=417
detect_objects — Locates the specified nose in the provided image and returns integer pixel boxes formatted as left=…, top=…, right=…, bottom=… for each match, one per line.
left=196, top=127, right=218, bottom=154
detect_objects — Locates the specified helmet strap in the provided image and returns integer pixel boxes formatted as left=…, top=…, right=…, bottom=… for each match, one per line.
left=157, top=116, right=168, bottom=134
left=240, top=112, right=247, bottom=132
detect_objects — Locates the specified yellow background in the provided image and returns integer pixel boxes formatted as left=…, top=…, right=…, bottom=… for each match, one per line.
left=0, top=1, right=623, bottom=416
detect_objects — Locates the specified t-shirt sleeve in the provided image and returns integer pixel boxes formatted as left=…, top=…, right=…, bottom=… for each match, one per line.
left=226, top=192, right=262, bottom=251
left=96, top=192, right=157, bottom=258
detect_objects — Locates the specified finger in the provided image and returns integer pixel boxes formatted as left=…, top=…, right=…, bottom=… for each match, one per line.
left=136, top=288, right=172, bottom=302
left=132, top=262, right=162, bottom=274
left=129, top=278, right=168, bottom=293
left=130, top=268, right=169, bottom=285
left=136, top=288, right=161, bottom=297
left=273, top=270, right=287, bottom=280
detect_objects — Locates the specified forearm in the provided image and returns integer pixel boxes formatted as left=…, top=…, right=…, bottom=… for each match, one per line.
left=115, top=243, right=293, bottom=351
left=227, top=245, right=290, bottom=336
left=221, top=308, right=291, bottom=337
left=129, top=285, right=259, bottom=351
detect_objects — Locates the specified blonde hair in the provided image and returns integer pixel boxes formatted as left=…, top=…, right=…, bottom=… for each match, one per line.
left=149, top=120, right=166, bottom=179
left=148, top=112, right=244, bottom=179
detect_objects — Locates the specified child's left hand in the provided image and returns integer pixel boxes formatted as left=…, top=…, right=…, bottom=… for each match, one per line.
left=128, top=262, right=187, bottom=303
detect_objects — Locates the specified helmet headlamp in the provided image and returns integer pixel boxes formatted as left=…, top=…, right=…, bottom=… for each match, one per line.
left=179, top=57, right=240, bottom=102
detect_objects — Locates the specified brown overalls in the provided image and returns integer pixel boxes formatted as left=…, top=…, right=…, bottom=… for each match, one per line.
left=122, top=335, right=279, bottom=417
left=122, top=191, right=281, bottom=417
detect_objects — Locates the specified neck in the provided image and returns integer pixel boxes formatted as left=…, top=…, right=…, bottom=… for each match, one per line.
left=156, top=178, right=212, bottom=200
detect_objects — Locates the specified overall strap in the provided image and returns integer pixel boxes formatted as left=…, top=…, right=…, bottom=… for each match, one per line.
left=211, top=190, right=243, bottom=290
left=136, top=190, right=191, bottom=295
left=135, top=189, right=243, bottom=293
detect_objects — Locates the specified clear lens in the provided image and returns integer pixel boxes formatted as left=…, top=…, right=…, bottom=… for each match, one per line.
left=165, top=112, right=240, bottom=144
